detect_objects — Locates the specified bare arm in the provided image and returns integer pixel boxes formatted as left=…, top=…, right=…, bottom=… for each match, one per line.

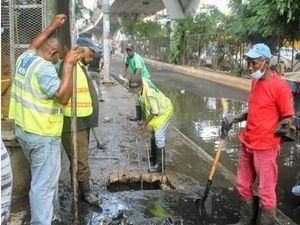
left=135, top=68, right=141, bottom=76
left=29, top=14, right=66, bottom=52
left=139, top=113, right=156, bottom=133
left=53, top=46, right=82, bottom=105
left=123, top=64, right=129, bottom=77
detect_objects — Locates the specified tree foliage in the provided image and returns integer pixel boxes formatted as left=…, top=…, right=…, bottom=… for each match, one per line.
left=170, top=6, right=225, bottom=64
left=75, top=0, right=92, bottom=20
left=227, top=0, right=300, bottom=48
left=118, top=14, right=167, bottom=38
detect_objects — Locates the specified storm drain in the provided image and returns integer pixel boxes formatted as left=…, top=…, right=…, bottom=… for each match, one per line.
left=107, top=173, right=175, bottom=192
left=107, top=180, right=161, bottom=192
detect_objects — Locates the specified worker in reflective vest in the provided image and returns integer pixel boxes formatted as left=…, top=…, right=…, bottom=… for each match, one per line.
left=9, top=15, right=81, bottom=225
left=61, top=37, right=101, bottom=206
left=128, top=76, right=173, bottom=173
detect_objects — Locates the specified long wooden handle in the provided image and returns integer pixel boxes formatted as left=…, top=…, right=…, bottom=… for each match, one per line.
left=208, top=139, right=225, bottom=181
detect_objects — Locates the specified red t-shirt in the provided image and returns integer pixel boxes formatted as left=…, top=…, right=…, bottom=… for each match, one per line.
left=239, top=72, right=294, bottom=150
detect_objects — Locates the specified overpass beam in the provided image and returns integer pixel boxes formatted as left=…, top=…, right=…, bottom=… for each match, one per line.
left=163, top=0, right=200, bottom=19
left=162, top=0, right=184, bottom=20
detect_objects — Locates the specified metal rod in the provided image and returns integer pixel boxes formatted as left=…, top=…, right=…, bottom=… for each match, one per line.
left=126, top=142, right=131, bottom=170
left=92, top=128, right=103, bottom=150
left=162, top=147, right=165, bottom=176
left=69, top=0, right=79, bottom=223
left=145, top=142, right=151, bottom=172
left=136, top=139, right=143, bottom=190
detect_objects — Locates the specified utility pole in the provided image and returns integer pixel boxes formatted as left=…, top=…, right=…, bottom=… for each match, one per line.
left=69, top=0, right=79, bottom=224
left=103, top=0, right=111, bottom=82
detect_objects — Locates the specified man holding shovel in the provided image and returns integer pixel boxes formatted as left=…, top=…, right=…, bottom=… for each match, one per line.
left=223, top=43, right=294, bottom=225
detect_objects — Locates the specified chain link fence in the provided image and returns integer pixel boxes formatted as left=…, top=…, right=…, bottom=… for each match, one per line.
left=123, top=33, right=300, bottom=74
left=1, top=0, right=57, bottom=115
left=123, top=34, right=246, bottom=75
left=5, top=0, right=57, bottom=78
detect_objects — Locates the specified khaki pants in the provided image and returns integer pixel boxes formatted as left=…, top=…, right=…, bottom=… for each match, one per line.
left=61, top=129, right=91, bottom=182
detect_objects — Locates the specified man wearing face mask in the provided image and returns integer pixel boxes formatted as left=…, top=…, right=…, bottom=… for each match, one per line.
left=9, top=15, right=82, bottom=225
left=222, top=43, right=294, bottom=225
left=61, top=37, right=101, bottom=206
left=123, top=43, right=151, bottom=122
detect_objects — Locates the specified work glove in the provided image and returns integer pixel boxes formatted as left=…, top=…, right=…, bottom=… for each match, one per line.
left=274, top=117, right=293, bottom=137
left=221, top=112, right=248, bottom=139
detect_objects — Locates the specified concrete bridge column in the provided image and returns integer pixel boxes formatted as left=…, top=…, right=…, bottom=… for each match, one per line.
left=102, top=0, right=111, bottom=82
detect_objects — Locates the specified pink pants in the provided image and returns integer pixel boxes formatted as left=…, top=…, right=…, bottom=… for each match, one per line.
left=236, top=144, right=280, bottom=210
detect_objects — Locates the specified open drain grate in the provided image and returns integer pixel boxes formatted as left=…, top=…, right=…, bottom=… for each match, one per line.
left=107, top=174, right=175, bottom=192
left=107, top=180, right=161, bottom=192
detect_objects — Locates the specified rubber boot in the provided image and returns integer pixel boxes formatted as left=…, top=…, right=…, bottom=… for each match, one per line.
left=228, top=196, right=259, bottom=225
left=79, top=180, right=101, bottom=206
left=149, top=147, right=165, bottom=173
left=150, top=139, right=157, bottom=166
left=130, top=106, right=142, bottom=121
left=257, top=207, right=276, bottom=225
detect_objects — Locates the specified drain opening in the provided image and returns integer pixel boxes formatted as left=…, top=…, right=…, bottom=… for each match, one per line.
left=107, top=181, right=161, bottom=192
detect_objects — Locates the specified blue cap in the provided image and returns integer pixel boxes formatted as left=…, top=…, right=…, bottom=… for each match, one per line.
left=244, top=43, right=272, bottom=59
left=76, top=37, right=100, bottom=53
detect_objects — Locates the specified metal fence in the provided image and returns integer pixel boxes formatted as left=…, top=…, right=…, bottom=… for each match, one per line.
left=124, top=33, right=300, bottom=74
left=3, top=0, right=57, bottom=78
left=123, top=34, right=246, bottom=75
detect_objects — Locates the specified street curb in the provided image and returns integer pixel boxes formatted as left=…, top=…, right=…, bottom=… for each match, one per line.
left=144, top=58, right=252, bottom=92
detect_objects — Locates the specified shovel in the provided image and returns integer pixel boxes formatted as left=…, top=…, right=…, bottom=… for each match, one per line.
left=195, top=138, right=225, bottom=215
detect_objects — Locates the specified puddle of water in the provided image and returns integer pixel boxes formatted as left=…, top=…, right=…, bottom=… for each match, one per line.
left=157, top=85, right=300, bottom=224
left=86, top=188, right=239, bottom=225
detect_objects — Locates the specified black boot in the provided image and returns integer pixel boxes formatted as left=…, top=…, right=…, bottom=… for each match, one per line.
left=228, top=196, right=259, bottom=225
left=150, top=139, right=157, bottom=166
left=257, top=207, right=276, bottom=225
left=79, top=180, right=101, bottom=206
left=149, top=147, right=165, bottom=173
left=130, top=106, right=142, bottom=121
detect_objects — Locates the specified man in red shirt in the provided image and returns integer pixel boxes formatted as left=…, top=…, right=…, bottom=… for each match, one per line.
left=223, top=43, right=294, bottom=225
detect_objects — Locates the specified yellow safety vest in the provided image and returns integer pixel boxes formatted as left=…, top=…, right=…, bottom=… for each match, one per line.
left=140, top=79, right=173, bottom=131
left=9, top=55, right=63, bottom=137
left=63, top=62, right=93, bottom=117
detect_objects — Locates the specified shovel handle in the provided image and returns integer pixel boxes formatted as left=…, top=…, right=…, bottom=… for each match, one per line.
left=208, top=139, right=225, bottom=181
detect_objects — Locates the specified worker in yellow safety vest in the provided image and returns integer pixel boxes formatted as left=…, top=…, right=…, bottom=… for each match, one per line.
left=128, top=76, right=174, bottom=173
left=8, top=15, right=82, bottom=225
left=60, top=37, right=101, bottom=206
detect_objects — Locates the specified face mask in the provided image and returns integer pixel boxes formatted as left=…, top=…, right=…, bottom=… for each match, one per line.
left=127, top=52, right=134, bottom=58
left=53, top=60, right=63, bottom=73
left=249, top=61, right=266, bottom=80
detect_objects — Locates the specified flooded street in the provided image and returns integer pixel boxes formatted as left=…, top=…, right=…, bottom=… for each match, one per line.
left=7, top=56, right=299, bottom=225
left=149, top=65, right=300, bottom=224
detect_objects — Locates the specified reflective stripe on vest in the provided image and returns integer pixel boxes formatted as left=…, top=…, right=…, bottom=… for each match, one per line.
left=140, top=79, right=173, bottom=131
left=63, top=62, right=93, bottom=117
left=9, top=55, right=63, bottom=137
